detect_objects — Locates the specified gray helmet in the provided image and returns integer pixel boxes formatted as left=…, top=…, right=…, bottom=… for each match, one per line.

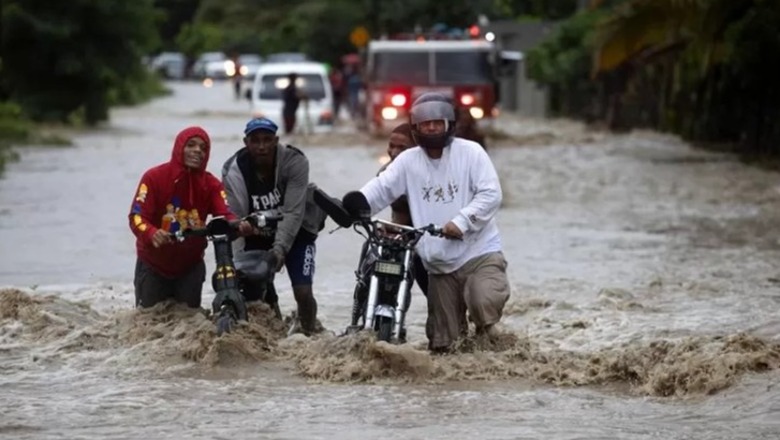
left=409, top=92, right=456, bottom=150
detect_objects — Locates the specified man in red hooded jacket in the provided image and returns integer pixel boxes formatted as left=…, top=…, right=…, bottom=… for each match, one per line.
left=129, top=126, right=251, bottom=309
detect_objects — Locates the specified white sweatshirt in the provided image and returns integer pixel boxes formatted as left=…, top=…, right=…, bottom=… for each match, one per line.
left=360, top=137, right=503, bottom=274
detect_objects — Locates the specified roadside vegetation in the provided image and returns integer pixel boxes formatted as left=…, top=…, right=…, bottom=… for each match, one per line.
left=526, top=0, right=780, bottom=157
left=2, top=0, right=777, bottom=172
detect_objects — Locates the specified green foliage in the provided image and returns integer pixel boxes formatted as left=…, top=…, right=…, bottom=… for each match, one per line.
left=527, top=11, right=601, bottom=85
left=0, top=101, right=29, bottom=173
left=175, top=22, right=224, bottom=59
left=1, top=0, right=160, bottom=125
left=495, top=0, right=579, bottom=20
left=175, top=0, right=503, bottom=65
left=154, top=0, right=201, bottom=51
left=0, top=102, right=32, bottom=141
left=528, top=0, right=780, bottom=153
left=526, top=10, right=605, bottom=117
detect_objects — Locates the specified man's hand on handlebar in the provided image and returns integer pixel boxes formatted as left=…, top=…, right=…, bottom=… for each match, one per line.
left=152, top=229, right=174, bottom=248
left=442, top=221, right=464, bottom=240
left=377, top=224, right=404, bottom=241
left=236, top=220, right=256, bottom=237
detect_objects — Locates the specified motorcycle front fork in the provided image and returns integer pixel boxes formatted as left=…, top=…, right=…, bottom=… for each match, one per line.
left=350, top=247, right=412, bottom=338
left=350, top=276, right=411, bottom=338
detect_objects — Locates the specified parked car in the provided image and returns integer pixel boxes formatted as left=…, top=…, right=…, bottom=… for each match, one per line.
left=249, top=61, right=334, bottom=134
left=150, top=52, right=186, bottom=80
left=237, top=54, right=263, bottom=79
left=192, top=52, right=228, bottom=79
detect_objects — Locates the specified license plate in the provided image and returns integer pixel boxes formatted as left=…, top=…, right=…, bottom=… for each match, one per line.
left=374, top=260, right=403, bottom=276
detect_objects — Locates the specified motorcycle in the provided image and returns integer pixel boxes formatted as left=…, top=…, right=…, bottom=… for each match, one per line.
left=172, top=209, right=282, bottom=335
left=313, top=188, right=442, bottom=343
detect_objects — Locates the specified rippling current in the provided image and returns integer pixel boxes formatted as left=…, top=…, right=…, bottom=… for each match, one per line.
left=1, top=82, right=778, bottom=439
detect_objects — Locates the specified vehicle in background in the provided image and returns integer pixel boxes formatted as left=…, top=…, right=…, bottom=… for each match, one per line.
left=265, top=52, right=310, bottom=64
left=237, top=54, right=263, bottom=80
left=365, top=37, right=501, bottom=133
left=149, top=52, right=187, bottom=80
left=249, top=61, right=334, bottom=134
left=192, top=52, right=228, bottom=79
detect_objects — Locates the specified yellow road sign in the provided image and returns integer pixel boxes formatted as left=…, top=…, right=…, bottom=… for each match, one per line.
left=350, top=26, right=370, bottom=48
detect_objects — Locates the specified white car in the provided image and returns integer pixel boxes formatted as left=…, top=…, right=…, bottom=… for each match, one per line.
left=150, top=52, right=186, bottom=79
left=192, top=52, right=227, bottom=79
left=237, top=54, right=263, bottom=78
left=249, top=62, right=334, bottom=134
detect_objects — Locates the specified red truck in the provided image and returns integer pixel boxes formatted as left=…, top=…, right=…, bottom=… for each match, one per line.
left=364, top=37, right=500, bottom=133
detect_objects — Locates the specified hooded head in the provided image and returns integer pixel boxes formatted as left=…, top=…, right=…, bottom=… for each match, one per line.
left=171, top=126, right=211, bottom=172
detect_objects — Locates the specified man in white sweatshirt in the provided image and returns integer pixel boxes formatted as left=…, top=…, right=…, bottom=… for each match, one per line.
left=350, top=92, right=510, bottom=352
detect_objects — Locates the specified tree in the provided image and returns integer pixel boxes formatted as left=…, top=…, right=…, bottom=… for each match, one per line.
left=1, top=0, right=159, bottom=124
left=528, top=0, right=780, bottom=154
left=154, top=0, right=201, bottom=51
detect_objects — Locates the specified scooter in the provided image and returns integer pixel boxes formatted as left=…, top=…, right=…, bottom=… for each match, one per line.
left=173, top=209, right=282, bottom=335
left=313, top=188, right=442, bottom=343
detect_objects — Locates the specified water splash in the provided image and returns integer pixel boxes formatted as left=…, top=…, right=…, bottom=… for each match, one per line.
left=3, top=288, right=778, bottom=397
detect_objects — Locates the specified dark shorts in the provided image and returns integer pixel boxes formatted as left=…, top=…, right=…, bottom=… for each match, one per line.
left=285, top=231, right=317, bottom=286
left=134, top=259, right=206, bottom=308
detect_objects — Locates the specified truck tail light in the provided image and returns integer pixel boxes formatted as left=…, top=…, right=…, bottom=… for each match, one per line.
left=460, top=94, right=475, bottom=106
left=390, top=93, right=406, bottom=107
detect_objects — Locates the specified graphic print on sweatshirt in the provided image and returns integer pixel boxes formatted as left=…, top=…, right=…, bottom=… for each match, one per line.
left=246, top=183, right=282, bottom=250
left=421, top=180, right=459, bottom=204
left=159, top=196, right=203, bottom=233
left=130, top=184, right=203, bottom=233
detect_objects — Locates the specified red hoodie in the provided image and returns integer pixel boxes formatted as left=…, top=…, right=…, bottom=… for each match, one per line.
left=129, top=126, right=236, bottom=278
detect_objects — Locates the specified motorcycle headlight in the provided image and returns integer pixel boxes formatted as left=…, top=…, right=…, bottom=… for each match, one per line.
left=374, top=260, right=403, bottom=276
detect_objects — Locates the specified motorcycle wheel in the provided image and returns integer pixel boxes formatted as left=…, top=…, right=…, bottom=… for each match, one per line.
left=376, top=316, right=393, bottom=343
left=215, top=313, right=233, bottom=336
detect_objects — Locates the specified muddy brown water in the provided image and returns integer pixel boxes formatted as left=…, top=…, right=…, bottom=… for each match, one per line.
left=1, top=82, right=778, bottom=439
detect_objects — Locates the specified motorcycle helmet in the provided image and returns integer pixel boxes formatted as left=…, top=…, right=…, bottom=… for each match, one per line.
left=409, top=92, right=456, bottom=150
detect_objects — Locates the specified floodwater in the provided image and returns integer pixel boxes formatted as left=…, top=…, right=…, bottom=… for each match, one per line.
left=1, top=81, right=779, bottom=440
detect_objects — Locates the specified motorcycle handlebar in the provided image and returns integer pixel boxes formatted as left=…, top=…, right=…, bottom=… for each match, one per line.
left=171, top=210, right=284, bottom=242
left=363, top=219, right=444, bottom=241
left=245, top=209, right=283, bottom=229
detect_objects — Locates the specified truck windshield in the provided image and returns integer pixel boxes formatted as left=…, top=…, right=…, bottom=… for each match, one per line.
left=371, top=50, right=492, bottom=85
left=435, top=51, right=493, bottom=84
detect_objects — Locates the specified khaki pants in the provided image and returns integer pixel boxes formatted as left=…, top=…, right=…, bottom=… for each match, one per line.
left=426, top=252, right=510, bottom=350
